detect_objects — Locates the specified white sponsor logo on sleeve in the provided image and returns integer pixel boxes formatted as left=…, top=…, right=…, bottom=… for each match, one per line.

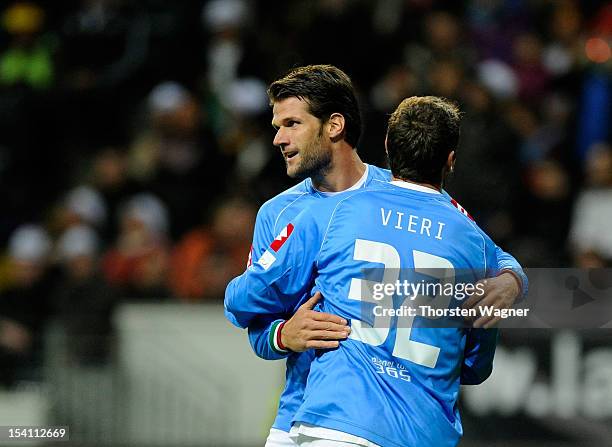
left=257, top=250, right=276, bottom=271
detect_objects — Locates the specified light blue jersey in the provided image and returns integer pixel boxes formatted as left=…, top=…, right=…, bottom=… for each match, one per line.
left=226, top=164, right=390, bottom=431
left=226, top=180, right=503, bottom=446
left=225, top=165, right=526, bottom=433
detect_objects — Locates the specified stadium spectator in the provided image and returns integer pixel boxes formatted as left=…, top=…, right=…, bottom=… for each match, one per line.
left=446, top=80, right=522, bottom=242
left=0, top=224, right=54, bottom=386
left=511, top=32, right=550, bottom=102
left=518, top=159, right=573, bottom=266
left=365, top=65, right=419, bottom=167
left=56, top=185, right=108, bottom=231
left=466, top=0, right=531, bottom=62
left=220, top=77, right=272, bottom=185
left=89, top=147, right=140, bottom=243
left=102, top=193, right=170, bottom=300
left=169, top=197, right=255, bottom=301
left=542, top=1, right=583, bottom=79
left=370, top=65, right=418, bottom=113
left=128, top=81, right=227, bottom=237
left=53, top=225, right=117, bottom=365
left=405, top=10, right=475, bottom=94
left=202, top=0, right=252, bottom=97
left=570, top=143, right=612, bottom=267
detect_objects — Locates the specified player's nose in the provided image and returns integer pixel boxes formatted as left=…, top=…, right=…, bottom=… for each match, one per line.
left=273, top=128, right=289, bottom=148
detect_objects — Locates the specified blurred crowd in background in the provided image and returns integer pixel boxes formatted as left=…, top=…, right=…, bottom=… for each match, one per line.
left=0, top=0, right=609, bottom=387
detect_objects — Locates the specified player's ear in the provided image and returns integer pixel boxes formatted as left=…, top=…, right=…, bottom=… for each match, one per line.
left=384, top=134, right=389, bottom=156
left=447, top=150, right=456, bottom=173
left=327, top=113, right=345, bottom=142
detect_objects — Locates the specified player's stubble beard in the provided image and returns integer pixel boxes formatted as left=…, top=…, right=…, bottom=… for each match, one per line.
left=287, top=124, right=332, bottom=182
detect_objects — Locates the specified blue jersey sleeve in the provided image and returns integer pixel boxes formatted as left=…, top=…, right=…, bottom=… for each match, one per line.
left=224, top=211, right=321, bottom=330
left=494, top=245, right=528, bottom=299
left=224, top=205, right=275, bottom=328
left=248, top=317, right=289, bottom=360
left=226, top=203, right=293, bottom=358
left=460, top=328, right=499, bottom=385
left=460, top=229, right=501, bottom=384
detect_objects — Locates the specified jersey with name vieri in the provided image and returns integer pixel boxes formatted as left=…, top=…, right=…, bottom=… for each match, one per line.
left=230, top=180, right=500, bottom=447
left=225, top=164, right=525, bottom=434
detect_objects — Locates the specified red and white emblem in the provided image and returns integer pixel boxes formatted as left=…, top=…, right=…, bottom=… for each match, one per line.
left=270, top=223, right=294, bottom=252
left=450, top=198, right=475, bottom=221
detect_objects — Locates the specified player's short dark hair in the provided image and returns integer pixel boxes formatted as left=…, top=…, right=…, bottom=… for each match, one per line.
left=386, top=96, right=461, bottom=185
left=267, top=64, right=362, bottom=148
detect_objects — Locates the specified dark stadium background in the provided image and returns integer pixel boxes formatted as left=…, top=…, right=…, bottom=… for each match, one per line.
left=0, top=0, right=610, bottom=446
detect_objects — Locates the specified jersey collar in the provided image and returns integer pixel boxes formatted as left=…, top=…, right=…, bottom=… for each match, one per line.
left=389, top=180, right=441, bottom=194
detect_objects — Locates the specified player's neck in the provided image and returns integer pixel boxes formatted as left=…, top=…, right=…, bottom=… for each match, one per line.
left=312, top=148, right=365, bottom=193
left=392, top=176, right=441, bottom=192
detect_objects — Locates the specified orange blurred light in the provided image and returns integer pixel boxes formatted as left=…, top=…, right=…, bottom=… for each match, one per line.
left=1, top=2, right=44, bottom=35
left=585, top=37, right=611, bottom=63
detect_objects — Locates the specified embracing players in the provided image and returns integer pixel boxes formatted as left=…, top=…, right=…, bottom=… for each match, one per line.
left=225, top=65, right=526, bottom=446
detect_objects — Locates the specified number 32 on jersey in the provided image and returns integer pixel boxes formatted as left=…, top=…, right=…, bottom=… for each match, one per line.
left=347, top=239, right=455, bottom=369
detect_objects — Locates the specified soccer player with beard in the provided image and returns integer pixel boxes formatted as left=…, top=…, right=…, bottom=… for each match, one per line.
left=225, top=65, right=526, bottom=447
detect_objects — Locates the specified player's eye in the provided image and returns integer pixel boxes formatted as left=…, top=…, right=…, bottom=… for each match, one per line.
left=287, top=120, right=299, bottom=127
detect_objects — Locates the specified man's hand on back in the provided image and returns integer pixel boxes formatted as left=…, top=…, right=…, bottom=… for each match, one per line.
left=280, top=292, right=350, bottom=352
left=462, top=271, right=522, bottom=329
